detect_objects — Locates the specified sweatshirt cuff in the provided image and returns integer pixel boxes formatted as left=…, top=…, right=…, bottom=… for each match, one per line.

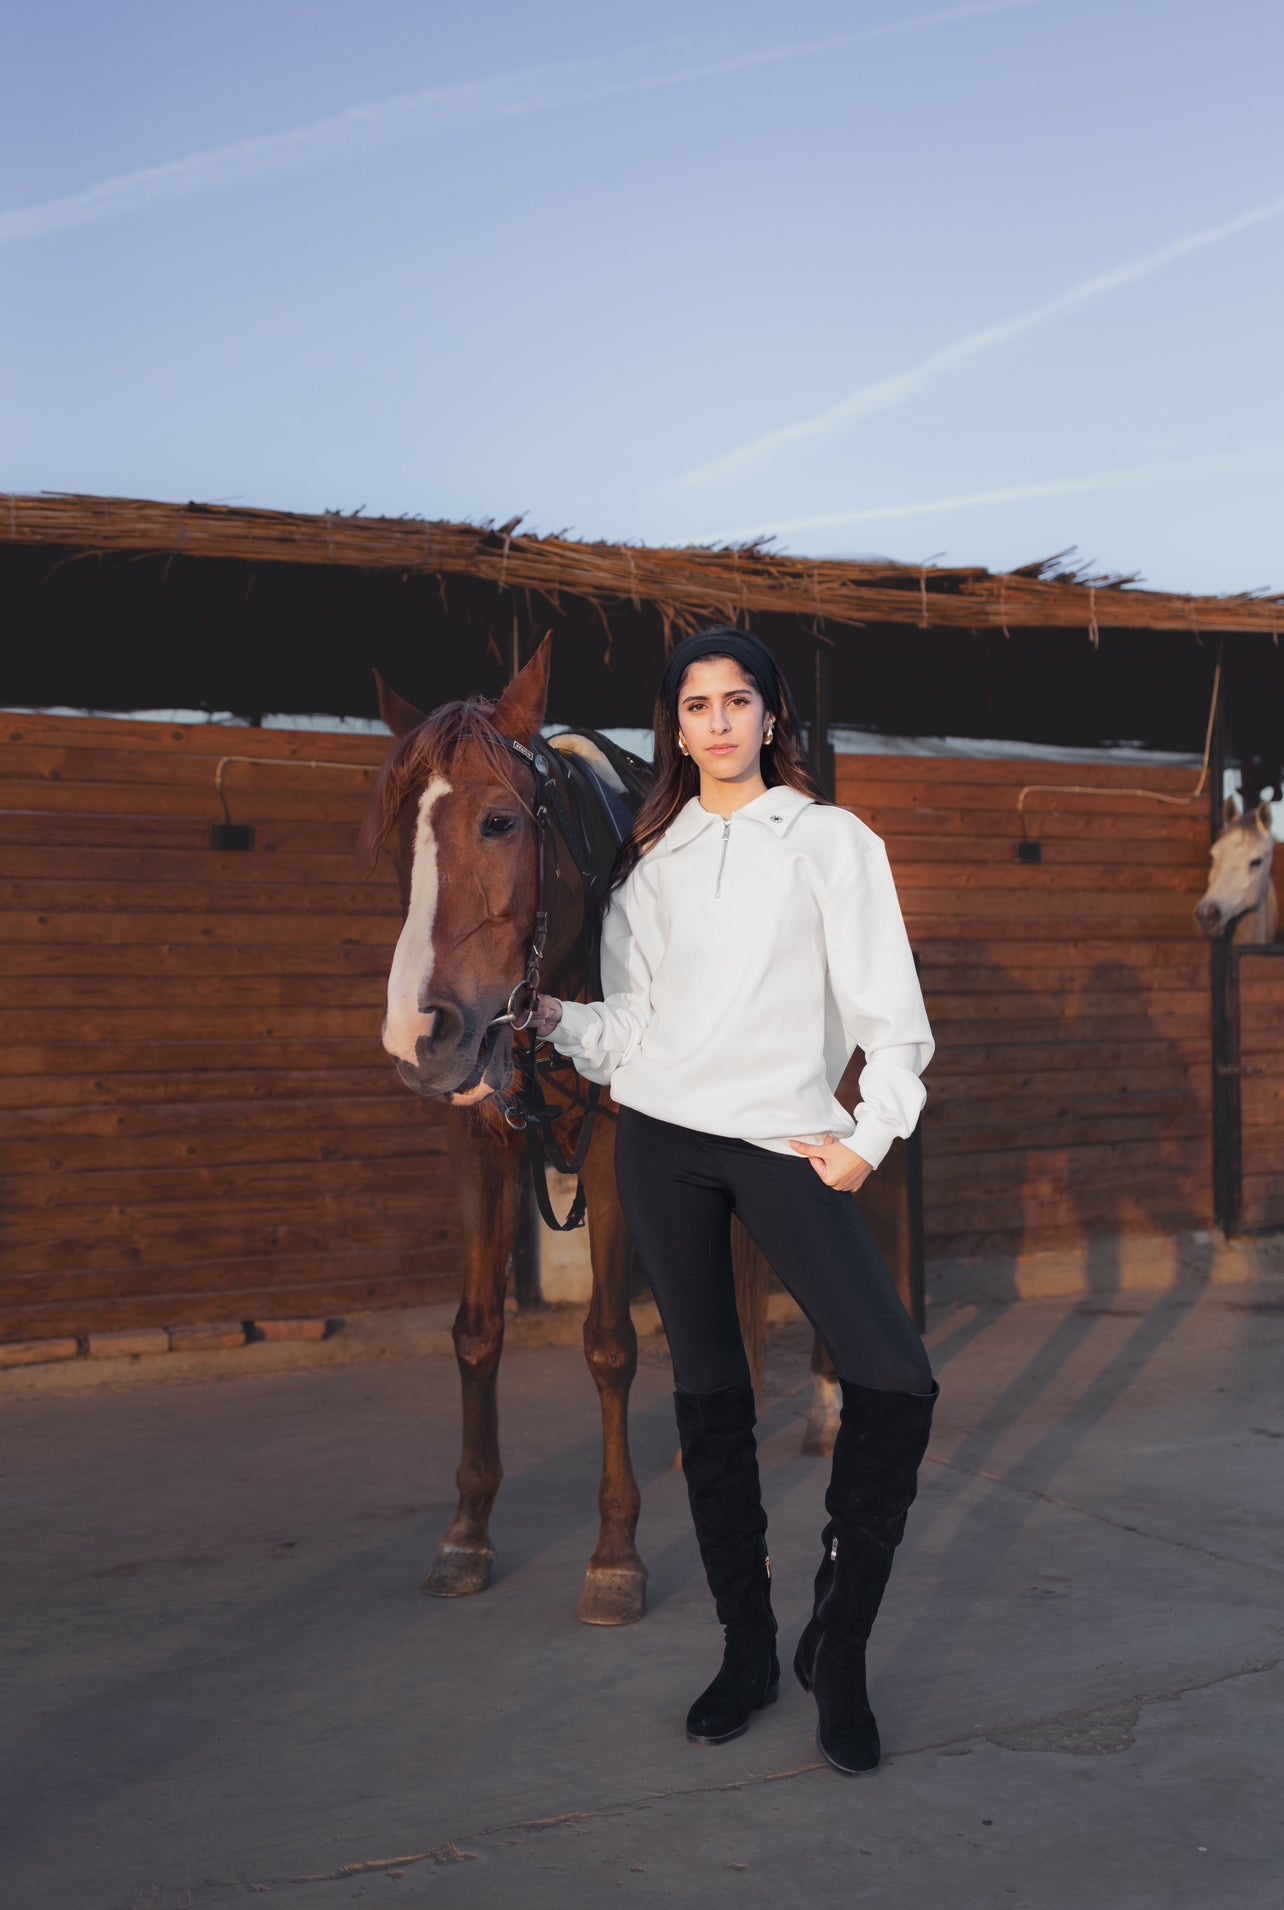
left=550, top=998, right=596, bottom=1055
left=843, top=1107, right=901, bottom=1172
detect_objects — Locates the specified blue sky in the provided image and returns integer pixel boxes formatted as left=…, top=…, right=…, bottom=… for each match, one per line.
left=3, top=0, right=1282, bottom=592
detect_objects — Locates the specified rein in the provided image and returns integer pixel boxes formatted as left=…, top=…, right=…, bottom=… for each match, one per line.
left=483, top=736, right=612, bottom=1233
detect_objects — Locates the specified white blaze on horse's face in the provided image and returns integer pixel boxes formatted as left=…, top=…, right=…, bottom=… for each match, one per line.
left=383, top=776, right=451, bottom=1066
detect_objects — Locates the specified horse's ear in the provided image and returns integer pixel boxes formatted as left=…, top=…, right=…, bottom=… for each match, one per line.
left=492, top=633, right=552, bottom=746
left=374, top=670, right=427, bottom=738
left=1254, top=799, right=1274, bottom=834
left=1223, top=793, right=1242, bottom=826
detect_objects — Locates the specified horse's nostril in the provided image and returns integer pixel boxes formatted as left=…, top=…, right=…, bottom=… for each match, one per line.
left=421, top=1002, right=466, bottom=1051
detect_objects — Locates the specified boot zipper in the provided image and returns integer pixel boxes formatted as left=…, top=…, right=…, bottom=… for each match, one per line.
left=713, top=817, right=731, bottom=898
left=809, top=1536, right=841, bottom=1688
left=814, top=1535, right=839, bottom=1630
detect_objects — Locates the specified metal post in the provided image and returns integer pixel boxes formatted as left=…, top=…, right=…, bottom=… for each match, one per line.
left=813, top=636, right=836, bottom=799
left=1208, top=641, right=1241, bottom=1236
left=906, top=953, right=927, bottom=1331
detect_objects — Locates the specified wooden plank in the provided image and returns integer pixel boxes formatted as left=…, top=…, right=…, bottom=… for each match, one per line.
left=836, top=754, right=1204, bottom=791
left=0, top=1036, right=395, bottom=1077
left=0, top=1065, right=404, bottom=1110
left=0, top=942, right=396, bottom=980
left=923, top=1135, right=1208, bottom=1179
left=0, top=1224, right=460, bottom=1294
left=0, top=813, right=371, bottom=855
left=0, top=879, right=399, bottom=916
left=0, top=975, right=391, bottom=1010
left=914, top=937, right=1211, bottom=971
left=927, top=1112, right=1208, bottom=1154
left=927, top=1036, right=1209, bottom=1075
left=2, top=713, right=393, bottom=762
left=924, top=1210, right=1214, bottom=1257
left=0, top=912, right=398, bottom=946
left=924, top=987, right=1209, bottom=1022
left=893, top=865, right=1206, bottom=895
left=922, top=1013, right=1207, bottom=1049
left=856, top=808, right=1205, bottom=842
left=0, top=743, right=382, bottom=791
left=0, top=1006, right=385, bottom=1042
left=925, top=1177, right=1213, bottom=1229
left=924, top=1166, right=1211, bottom=1214
left=898, top=889, right=1204, bottom=921
left=839, top=779, right=1210, bottom=818
left=0, top=782, right=376, bottom=821
left=3, top=1150, right=459, bottom=1212
left=880, top=833, right=1205, bottom=867
left=893, top=914, right=1205, bottom=944
left=918, top=955, right=1210, bottom=992
left=926, top=1065, right=1210, bottom=1103
left=0, top=1120, right=448, bottom=1176
left=0, top=1201, right=460, bottom=1274
left=0, top=845, right=384, bottom=886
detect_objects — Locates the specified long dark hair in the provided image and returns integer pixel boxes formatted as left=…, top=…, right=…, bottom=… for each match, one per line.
left=611, top=627, right=826, bottom=890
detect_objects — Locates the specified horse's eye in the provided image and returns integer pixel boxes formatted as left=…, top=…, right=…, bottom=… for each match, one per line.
left=1249, top=856, right=1263, bottom=868
left=482, top=813, right=518, bottom=839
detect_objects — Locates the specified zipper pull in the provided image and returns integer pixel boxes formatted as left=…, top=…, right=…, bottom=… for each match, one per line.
left=765, top=1553, right=772, bottom=1580
left=713, top=817, right=732, bottom=899
left=830, top=1536, right=839, bottom=1561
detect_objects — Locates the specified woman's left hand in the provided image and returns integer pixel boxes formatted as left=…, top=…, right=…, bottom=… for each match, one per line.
left=789, top=1133, right=873, bottom=1194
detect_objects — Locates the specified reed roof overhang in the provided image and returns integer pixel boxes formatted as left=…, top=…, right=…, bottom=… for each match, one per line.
left=4, top=489, right=1283, bottom=638
left=2, top=492, right=1280, bottom=780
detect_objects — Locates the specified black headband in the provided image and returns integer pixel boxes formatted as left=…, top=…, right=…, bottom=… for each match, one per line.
left=669, top=629, right=776, bottom=701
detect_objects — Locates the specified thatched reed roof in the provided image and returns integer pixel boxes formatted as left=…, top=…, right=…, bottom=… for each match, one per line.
left=4, top=491, right=1281, bottom=638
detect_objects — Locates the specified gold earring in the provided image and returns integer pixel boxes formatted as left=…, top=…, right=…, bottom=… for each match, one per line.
left=764, top=724, right=775, bottom=745
left=678, top=735, right=690, bottom=756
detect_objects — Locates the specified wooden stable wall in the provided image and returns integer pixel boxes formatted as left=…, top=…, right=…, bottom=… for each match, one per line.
left=1238, top=950, right=1284, bottom=1230
left=837, top=751, right=1215, bottom=1263
left=0, top=712, right=459, bottom=1342
left=0, top=717, right=1232, bottom=1342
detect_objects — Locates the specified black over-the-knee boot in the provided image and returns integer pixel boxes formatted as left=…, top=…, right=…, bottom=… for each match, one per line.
left=794, top=1379, right=938, bottom=1775
left=674, top=1386, right=780, bottom=1745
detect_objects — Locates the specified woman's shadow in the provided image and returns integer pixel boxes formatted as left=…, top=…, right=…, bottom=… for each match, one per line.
left=871, top=949, right=1218, bottom=1733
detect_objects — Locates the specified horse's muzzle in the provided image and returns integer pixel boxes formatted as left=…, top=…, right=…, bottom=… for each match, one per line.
left=386, top=1007, right=513, bottom=1102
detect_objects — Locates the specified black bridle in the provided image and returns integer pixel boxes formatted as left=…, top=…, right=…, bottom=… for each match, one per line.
left=483, top=736, right=612, bottom=1233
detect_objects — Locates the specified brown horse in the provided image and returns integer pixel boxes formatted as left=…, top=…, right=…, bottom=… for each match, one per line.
left=366, top=637, right=653, bottom=1625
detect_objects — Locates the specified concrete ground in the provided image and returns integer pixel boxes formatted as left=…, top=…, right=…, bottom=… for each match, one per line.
left=1, top=1281, right=1281, bottom=1910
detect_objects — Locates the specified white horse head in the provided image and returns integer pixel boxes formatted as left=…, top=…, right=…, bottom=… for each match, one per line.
left=1194, top=796, right=1278, bottom=944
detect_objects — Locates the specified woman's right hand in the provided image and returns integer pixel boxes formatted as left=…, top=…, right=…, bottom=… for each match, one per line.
left=528, top=994, right=563, bottom=1038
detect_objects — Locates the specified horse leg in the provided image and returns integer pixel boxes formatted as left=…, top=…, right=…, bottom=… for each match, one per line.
left=802, top=1331, right=841, bottom=1456
left=423, top=1113, right=519, bottom=1598
left=576, top=1113, right=648, bottom=1626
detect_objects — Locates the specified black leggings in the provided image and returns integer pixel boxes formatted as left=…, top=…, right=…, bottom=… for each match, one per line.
left=614, top=1107, right=933, bottom=1398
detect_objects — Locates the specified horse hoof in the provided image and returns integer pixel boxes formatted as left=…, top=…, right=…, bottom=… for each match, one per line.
left=577, top=1565, right=647, bottom=1627
left=423, top=1543, right=494, bottom=1598
left=802, top=1416, right=838, bottom=1457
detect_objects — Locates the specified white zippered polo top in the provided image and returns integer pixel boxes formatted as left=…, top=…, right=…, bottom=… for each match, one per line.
left=551, top=785, right=933, bottom=1167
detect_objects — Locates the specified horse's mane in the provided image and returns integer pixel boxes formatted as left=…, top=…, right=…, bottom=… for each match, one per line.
left=363, top=696, right=532, bottom=856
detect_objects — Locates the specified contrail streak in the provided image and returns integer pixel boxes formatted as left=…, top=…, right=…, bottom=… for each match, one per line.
left=703, top=447, right=1284, bottom=544
left=1, top=2, right=1037, bottom=249
left=677, top=195, right=1284, bottom=489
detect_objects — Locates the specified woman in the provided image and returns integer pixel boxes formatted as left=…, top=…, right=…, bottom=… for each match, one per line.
left=530, top=628, right=937, bottom=1777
